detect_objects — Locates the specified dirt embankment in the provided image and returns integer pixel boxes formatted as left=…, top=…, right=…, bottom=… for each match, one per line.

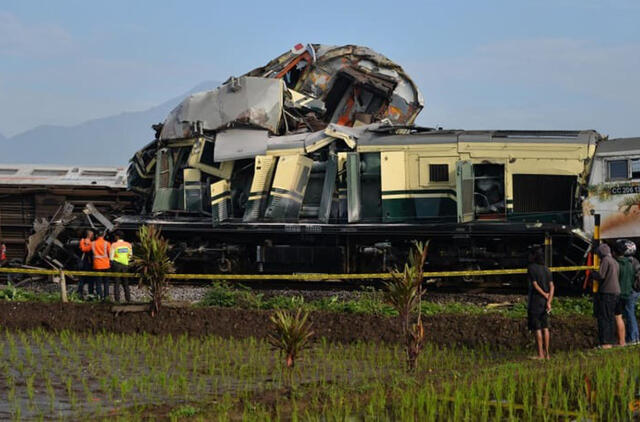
left=0, top=302, right=597, bottom=350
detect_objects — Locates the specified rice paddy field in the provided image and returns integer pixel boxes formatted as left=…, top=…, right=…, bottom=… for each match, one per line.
left=1, top=328, right=639, bottom=421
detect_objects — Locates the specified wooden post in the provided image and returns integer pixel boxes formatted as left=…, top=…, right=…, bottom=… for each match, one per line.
left=59, top=270, right=68, bottom=303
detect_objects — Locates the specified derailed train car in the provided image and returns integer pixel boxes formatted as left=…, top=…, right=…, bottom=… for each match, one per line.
left=119, top=43, right=601, bottom=283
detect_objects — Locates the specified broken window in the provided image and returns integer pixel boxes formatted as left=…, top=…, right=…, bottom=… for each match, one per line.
left=429, top=164, right=449, bottom=182
left=474, top=164, right=505, bottom=216
left=608, top=160, right=629, bottom=181
left=275, top=52, right=311, bottom=90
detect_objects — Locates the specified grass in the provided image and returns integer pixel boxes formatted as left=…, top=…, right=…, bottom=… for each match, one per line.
left=0, top=279, right=600, bottom=319
left=0, top=283, right=83, bottom=303
left=200, top=282, right=598, bottom=319
left=0, top=328, right=638, bottom=420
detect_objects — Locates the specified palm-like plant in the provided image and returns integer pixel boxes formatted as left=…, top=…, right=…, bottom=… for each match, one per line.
left=384, top=240, right=429, bottom=371
left=268, top=309, right=314, bottom=369
left=131, top=225, right=175, bottom=316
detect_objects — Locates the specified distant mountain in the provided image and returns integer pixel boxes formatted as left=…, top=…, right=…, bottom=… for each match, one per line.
left=0, top=81, right=220, bottom=166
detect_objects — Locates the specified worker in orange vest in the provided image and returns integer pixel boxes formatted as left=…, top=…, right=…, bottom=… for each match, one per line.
left=91, top=230, right=111, bottom=301
left=110, top=231, right=133, bottom=303
left=0, top=239, right=7, bottom=283
left=77, top=229, right=94, bottom=300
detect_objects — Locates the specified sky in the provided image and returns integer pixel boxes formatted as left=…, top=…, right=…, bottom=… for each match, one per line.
left=0, top=0, right=639, bottom=138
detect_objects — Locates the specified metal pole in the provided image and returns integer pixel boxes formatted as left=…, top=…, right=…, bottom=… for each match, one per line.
left=544, top=233, right=552, bottom=267
left=593, top=213, right=601, bottom=293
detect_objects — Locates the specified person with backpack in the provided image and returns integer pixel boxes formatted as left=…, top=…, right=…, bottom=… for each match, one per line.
left=616, top=239, right=640, bottom=344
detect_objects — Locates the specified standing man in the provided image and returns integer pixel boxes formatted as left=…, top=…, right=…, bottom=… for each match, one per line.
left=593, top=243, right=621, bottom=349
left=616, top=240, right=639, bottom=344
left=110, top=231, right=133, bottom=303
left=77, top=230, right=94, bottom=300
left=527, top=247, right=554, bottom=359
left=91, top=230, right=111, bottom=301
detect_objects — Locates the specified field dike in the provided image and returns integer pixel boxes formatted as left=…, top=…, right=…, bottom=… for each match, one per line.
left=0, top=302, right=597, bottom=350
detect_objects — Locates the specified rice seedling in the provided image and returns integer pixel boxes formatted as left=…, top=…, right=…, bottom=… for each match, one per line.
left=384, top=240, right=429, bottom=371
left=1, top=319, right=639, bottom=420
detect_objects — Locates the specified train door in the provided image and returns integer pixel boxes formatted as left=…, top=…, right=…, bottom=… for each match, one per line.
left=456, top=161, right=475, bottom=223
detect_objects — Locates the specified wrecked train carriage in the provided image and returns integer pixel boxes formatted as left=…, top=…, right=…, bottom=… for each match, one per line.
left=123, top=43, right=599, bottom=282
left=122, top=125, right=600, bottom=279
left=0, top=164, right=136, bottom=266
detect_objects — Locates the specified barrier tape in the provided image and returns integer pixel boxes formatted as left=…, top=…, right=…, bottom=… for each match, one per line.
left=0, top=265, right=597, bottom=281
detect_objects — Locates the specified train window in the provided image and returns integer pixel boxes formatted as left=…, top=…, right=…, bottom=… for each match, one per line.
left=429, top=164, right=449, bottom=182
left=632, top=159, right=640, bottom=179
left=608, top=160, right=629, bottom=181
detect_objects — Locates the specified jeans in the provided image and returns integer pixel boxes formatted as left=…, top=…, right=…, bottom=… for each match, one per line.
left=595, top=293, right=619, bottom=345
left=94, top=269, right=110, bottom=301
left=623, top=291, right=640, bottom=343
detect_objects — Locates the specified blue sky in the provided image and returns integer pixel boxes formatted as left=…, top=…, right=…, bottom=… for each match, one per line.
left=1, top=0, right=639, bottom=137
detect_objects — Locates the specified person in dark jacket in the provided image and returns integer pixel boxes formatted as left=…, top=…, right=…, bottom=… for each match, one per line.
left=593, top=243, right=622, bottom=348
left=616, top=239, right=639, bottom=344
left=527, top=248, right=554, bottom=359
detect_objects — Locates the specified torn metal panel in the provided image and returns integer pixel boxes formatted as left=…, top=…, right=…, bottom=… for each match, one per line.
left=214, top=129, right=269, bottom=162
left=187, top=137, right=235, bottom=179
left=266, top=132, right=307, bottom=156
left=287, top=90, right=325, bottom=114
left=318, top=153, right=338, bottom=223
left=160, top=77, right=285, bottom=140
left=243, top=155, right=277, bottom=222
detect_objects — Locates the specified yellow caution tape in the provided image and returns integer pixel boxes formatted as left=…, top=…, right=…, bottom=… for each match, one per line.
left=0, top=265, right=597, bottom=281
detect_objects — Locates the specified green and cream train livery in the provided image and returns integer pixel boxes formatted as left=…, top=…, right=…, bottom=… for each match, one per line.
left=584, top=138, right=640, bottom=240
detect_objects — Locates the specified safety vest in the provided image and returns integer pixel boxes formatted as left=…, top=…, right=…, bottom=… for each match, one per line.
left=91, top=237, right=111, bottom=270
left=111, top=240, right=132, bottom=266
left=79, top=238, right=91, bottom=253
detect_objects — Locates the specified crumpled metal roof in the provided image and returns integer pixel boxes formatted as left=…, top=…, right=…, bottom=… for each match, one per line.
left=246, top=43, right=424, bottom=126
left=160, top=77, right=285, bottom=140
